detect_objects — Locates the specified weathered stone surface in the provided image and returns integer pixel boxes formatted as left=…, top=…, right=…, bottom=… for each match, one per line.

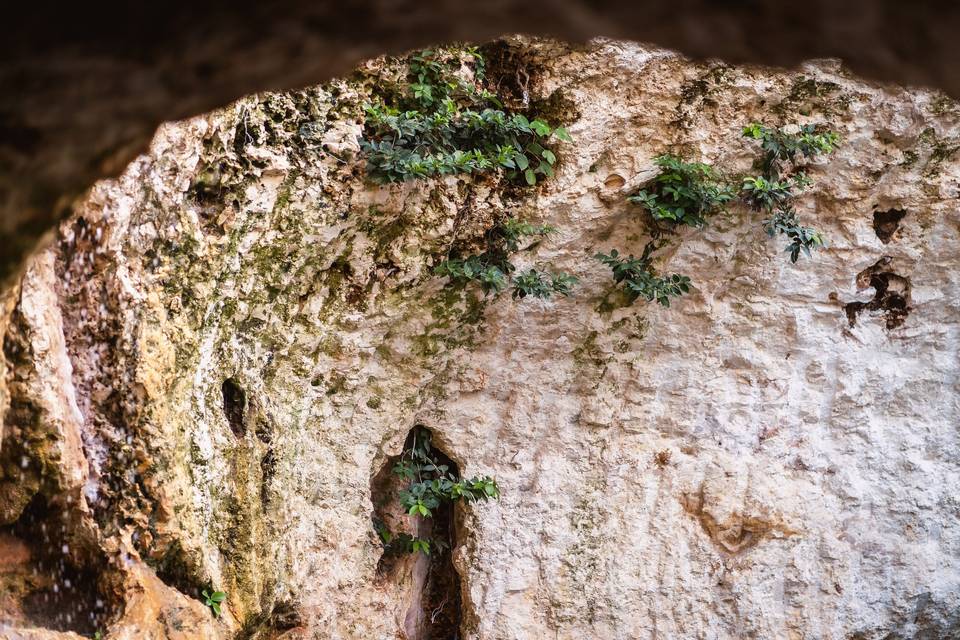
left=4, top=1, right=960, bottom=291
left=2, top=38, right=960, bottom=639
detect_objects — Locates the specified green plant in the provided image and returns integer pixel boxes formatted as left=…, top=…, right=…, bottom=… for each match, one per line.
left=742, top=122, right=838, bottom=261
left=360, top=48, right=571, bottom=184
left=496, top=219, right=557, bottom=252
left=742, top=123, right=839, bottom=179
left=605, top=154, right=730, bottom=307
left=595, top=245, right=691, bottom=307
left=511, top=268, right=579, bottom=300
left=378, top=427, right=500, bottom=556
left=202, top=589, right=227, bottom=618
left=375, top=522, right=443, bottom=556
left=763, top=207, right=825, bottom=263
left=628, top=154, right=735, bottom=228
left=740, top=173, right=809, bottom=211
left=435, top=217, right=577, bottom=300
left=434, top=255, right=509, bottom=296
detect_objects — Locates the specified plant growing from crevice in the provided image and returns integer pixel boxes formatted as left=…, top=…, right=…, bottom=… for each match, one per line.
left=595, top=244, right=690, bottom=307
left=741, top=123, right=838, bottom=262
left=627, top=154, right=736, bottom=228
left=600, top=154, right=730, bottom=307
left=740, top=173, right=810, bottom=211
left=374, top=523, right=442, bottom=556
left=359, top=48, right=571, bottom=184
left=512, top=268, right=579, bottom=300
left=742, top=123, right=839, bottom=179
left=376, top=427, right=500, bottom=556
left=202, top=589, right=227, bottom=618
left=435, top=217, right=578, bottom=300
left=762, top=206, right=825, bottom=262
left=600, top=121, right=838, bottom=308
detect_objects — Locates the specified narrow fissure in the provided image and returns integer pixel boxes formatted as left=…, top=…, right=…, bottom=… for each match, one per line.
left=222, top=378, right=247, bottom=437
left=371, top=427, right=463, bottom=640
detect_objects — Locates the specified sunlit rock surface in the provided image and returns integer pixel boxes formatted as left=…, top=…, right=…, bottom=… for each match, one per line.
left=1, top=38, right=959, bottom=639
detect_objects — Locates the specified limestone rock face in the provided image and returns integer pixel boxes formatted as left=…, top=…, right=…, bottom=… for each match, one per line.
left=2, top=38, right=959, bottom=639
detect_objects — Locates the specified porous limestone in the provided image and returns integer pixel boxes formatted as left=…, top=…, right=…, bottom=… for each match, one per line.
left=2, top=38, right=959, bottom=640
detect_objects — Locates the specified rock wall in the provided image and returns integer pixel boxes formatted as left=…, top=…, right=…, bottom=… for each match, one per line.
left=6, top=1, right=960, bottom=293
left=2, top=38, right=959, bottom=639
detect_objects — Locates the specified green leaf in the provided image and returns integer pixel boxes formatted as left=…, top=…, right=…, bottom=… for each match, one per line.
left=542, top=149, right=556, bottom=165
left=554, top=127, right=573, bottom=142
left=524, top=169, right=536, bottom=185
left=530, top=119, right=552, bottom=136
left=516, top=154, right=529, bottom=170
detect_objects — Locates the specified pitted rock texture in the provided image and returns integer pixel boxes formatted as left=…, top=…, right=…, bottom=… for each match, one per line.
left=2, top=38, right=960, bottom=639
left=5, top=1, right=960, bottom=293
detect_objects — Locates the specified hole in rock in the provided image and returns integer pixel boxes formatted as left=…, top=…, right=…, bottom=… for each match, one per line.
left=872, top=208, right=907, bottom=243
left=844, top=257, right=912, bottom=329
left=604, top=174, right=626, bottom=189
left=479, top=40, right=540, bottom=110
left=236, top=600, right=303, bottom=640
left=371, top=426, right=463, bottom=640
left=0, top=494, right=117, bottom=634
left=222, top=378, right=247, bottom=437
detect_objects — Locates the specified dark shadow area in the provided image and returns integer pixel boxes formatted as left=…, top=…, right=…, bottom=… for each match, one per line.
left=0, top=494, right=116, bottom=634
left=844, top=257, right=912, bottom=329
left=873, top=208, right=907, bottom=243
left=222, top=378, right=247, bottom=437
left=148, top=539, right=205, bottom=600
left=236, top=600, right=303, bottom=640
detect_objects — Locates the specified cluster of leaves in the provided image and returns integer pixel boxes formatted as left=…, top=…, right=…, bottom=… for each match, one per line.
left=740, top=173, right=811, bottom=211
left=763, top=207, right=826, bottom=263
left=202, top=589, right=227, bottom=618
left=602, top=154, right=731, bottom=306
left=595, top=245, right=690, bottom=307
left=742, top=123, right=840, bottom=179
left=627, top=155, right=736, bottom=228
left=435, top=218, right=578, bottom=300
left=741, top=123, right=838, bottom=262
left=378, top=427, right=500, bottom=556
left=512, top=269, right=579, bottom=300
left=360, top=48, right=571, bottom=184
left=374, top=522, right=442, bottom=556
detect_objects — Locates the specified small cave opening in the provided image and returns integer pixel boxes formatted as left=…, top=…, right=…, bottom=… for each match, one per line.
left=872, top=208, right=907, bottom=243
left=222, top=378, right=247, bottom=438
left=371, top=427, right=463, bottom=640
left=0, top=494, right=117, bottom=634
left=844, top=258, right=912, bottom=329
left=235, top=600, right=303, bottom=640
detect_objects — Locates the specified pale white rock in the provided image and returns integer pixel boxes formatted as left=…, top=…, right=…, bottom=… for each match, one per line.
left=2, top=37, right=960, bottom=640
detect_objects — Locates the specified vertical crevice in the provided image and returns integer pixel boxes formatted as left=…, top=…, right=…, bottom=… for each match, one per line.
left=222, top=378, right=246, bottom=438
left=370, top=427, right=463, bottom=640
